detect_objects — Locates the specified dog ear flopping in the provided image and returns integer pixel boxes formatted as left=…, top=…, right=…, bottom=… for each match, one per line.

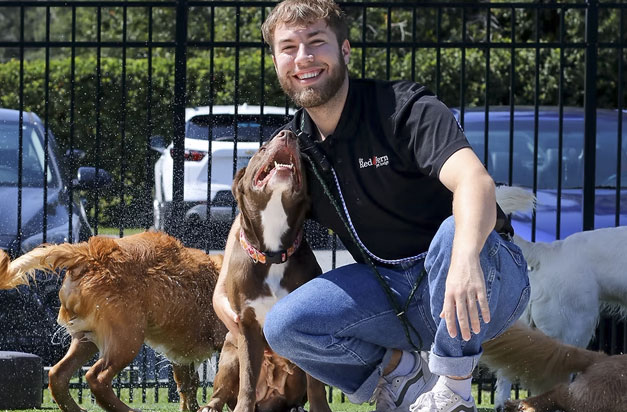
left=232, top=167, right=247, bottom=206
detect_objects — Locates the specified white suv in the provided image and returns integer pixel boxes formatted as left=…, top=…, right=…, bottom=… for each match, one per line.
left=150, top=104, right=294, bottom=247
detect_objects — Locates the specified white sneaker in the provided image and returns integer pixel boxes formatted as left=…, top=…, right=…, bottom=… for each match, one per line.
left=370, top=352, right=438, bottom=412
left=409, top=380, right=477, bottom=412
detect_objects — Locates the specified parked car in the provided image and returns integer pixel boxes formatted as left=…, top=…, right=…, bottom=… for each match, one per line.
left=0, top=107, right=112, bottom=365
left=150, top=104, right=294, bottom=248
left=457, top=106, right=627, bottom=242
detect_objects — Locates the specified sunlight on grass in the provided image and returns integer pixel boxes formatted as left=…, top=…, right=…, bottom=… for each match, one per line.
left=95, top=227, right=146, bottom=237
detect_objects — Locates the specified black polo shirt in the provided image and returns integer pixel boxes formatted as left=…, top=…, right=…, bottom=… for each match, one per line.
left=288, top=78, right=470, bottom=263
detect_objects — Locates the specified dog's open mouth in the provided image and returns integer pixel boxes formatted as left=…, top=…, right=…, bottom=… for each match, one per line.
left=253, top=147, right=301, bottom=190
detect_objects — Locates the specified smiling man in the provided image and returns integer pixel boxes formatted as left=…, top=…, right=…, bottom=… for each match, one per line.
left=211, top=1, right=530, bottom=412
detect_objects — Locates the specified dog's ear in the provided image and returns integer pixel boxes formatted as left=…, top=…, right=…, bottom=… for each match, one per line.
left=232, top=167, right=246, bottom=196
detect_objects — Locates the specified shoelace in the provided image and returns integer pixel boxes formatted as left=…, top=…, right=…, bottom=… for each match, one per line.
left=409, top=386, right=459, bottom=412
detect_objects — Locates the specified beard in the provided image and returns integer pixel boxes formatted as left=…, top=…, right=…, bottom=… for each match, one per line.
left=279, top=53, right=347, bottom=108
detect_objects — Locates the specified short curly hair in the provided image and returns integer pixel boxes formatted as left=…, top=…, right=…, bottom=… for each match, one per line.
left=261, top=0, right=348, bottom=54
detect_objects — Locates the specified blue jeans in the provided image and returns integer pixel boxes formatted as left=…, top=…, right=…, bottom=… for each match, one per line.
left=263, top=216, right=530, bottom=404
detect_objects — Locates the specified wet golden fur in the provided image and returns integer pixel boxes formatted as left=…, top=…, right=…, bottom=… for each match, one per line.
left=0, top=231, right=226, bottom=412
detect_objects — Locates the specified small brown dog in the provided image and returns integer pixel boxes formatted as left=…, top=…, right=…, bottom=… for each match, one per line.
left=0, top=231, right=226, bottom=412
left=481, top=321, right=627, bottom=412
left=200, top=130, right=331, bottom=412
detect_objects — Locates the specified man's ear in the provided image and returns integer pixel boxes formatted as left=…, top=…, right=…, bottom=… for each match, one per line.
left=341, top=39, right=351, bottom=64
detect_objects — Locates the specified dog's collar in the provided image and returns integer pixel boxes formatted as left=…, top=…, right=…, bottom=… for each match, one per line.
left=239, top=229, right=303, bottom=265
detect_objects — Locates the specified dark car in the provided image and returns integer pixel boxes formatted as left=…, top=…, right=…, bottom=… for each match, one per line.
left=0, top=108, right=111, bottom=365
left=457, top=106, right=627, bottom=242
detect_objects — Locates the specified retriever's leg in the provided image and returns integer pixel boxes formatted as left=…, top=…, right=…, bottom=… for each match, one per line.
left=172, top=363, right=200, bottom=411
left=84, top=336, right=143, bottom=412
left=233, top=308, right=265, bottom=412
left=306, top=375, right=332, bottom=412
left=49, top=335, right=98, bottom=412
left=201, top=334, right=239, bottom=412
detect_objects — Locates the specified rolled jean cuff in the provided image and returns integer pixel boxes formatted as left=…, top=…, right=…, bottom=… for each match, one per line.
left=345, top=348, right=395, bottom=404
left=428, top=348, right=482, bottom=378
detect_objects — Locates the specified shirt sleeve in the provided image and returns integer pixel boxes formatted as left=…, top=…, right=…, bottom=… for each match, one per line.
left=397, top=94, right=470, bottom=178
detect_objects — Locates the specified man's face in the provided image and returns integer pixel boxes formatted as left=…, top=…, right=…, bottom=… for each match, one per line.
left=271, top=19, right=350, bottom=108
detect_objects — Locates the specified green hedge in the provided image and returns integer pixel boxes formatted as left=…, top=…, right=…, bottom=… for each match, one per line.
left=0, top=43, right=621, bottom=226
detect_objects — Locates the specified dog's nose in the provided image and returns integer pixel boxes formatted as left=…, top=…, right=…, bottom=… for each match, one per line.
left=276, top=129, right=296, bottom=144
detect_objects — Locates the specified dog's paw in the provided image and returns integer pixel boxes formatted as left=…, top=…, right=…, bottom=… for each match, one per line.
left=197, top=406, right=218, bottom=412
left=289, top=407, right=306, bottom=412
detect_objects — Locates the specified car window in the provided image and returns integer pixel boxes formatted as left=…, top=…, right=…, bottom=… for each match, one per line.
left=464, top=113, right=627, bottom=190
left=0, top=122, right=55, bottom=187
left=186, top=115, right=288, bottom=142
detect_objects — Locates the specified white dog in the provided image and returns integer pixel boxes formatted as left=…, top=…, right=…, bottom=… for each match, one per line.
left=493, top=186, right=627, bottom=411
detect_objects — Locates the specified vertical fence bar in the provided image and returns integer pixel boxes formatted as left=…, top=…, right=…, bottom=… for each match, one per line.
left=436, top=7, right=441, bottom=96
left=508, top=7, right=516, bottom=186
left=94, top=6, right=102, bottom=235
left=411, top=7, right=416, bottom=82
left=583, top=0, right=598, bottom=231
left=144, top=6, right=154, bottom=232
left=69, top=6, right=77, bottom=243
left=557, top=6, right=566, bottom=239
left=118, top=5, right=128, bottom=238
left=460, top=7, right=466, bottom=128
left=44, top=5, right=51, bottom=244
left=231, top=5, right=241, bottom=221
left=532, top=6, right=540, bottom=241
left=483, top=7, right=491, bottom=170
left=386, top=6, right=391, bottom=80
left=171, top=0, right=189, bottom=239
left=205, top=4, right=216, bottom=250
left=361, top=5, right=366, bottom=79
left=17, top=5, right=24, bottom=253
left=616, top=7, right=624, bottom=226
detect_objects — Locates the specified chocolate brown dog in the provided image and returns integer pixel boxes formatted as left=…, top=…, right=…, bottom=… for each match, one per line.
left=201, top=130, right=331, bottom=412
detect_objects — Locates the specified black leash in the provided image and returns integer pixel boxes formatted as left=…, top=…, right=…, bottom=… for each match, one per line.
left=300, top=148, right=426, bottom=351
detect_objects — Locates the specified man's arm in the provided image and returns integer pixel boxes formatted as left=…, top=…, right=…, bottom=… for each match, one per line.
left=438, top=147, right=496, bottom=341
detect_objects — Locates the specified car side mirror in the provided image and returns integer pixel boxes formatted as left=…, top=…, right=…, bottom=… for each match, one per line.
left=150, top=136, right=166, bottom=154
left=74, top=166, right=113, bottom=190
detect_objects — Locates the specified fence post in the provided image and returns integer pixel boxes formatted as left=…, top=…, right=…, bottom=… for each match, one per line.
left=171, top=0, right=188, bottom=238
left=583, top=0, right=598, bottom=231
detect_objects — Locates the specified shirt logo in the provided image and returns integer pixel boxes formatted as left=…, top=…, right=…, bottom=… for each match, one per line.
left=359, top=154, right=390, bottom=169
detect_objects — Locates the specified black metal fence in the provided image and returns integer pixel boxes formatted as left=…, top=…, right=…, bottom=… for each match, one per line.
left=0, top=0, right=626, bottom=407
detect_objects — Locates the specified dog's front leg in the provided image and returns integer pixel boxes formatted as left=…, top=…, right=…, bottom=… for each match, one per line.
left=48, top=336, right=99, bottom=412
left=172, top=363, right=200, bottom=411
left=234, top=307, right=265, bottom=412
left=306, top=375, right=332, bottom=412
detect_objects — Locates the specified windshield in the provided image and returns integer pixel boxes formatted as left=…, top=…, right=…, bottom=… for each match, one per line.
left=463, top=114, right=627, bottom=189
left=0, top=121, right=55, bottom=187
left=186, top=114, right=288, bottom=142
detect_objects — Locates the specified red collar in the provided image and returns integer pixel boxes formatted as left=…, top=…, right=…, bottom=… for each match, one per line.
left=239, top=229, right=303, bottom=264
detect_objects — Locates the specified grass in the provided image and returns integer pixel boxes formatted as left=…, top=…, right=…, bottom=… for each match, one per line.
left=3, top=385, right=502, bottom=412
left=95, top=227, right=146, bottom=237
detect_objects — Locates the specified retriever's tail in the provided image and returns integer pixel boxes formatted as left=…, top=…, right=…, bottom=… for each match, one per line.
left=495, top=186, right=536, bottom=216
left=481, top=321, right=607, bottom=394
left=0, top=242, right=90, bottom=290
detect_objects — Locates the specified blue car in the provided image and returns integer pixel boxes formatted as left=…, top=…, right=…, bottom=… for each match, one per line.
left=456, top=107, right=627, bottom=242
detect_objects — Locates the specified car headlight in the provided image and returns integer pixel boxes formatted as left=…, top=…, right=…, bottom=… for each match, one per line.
left=21, top=223, right=71, bottom=254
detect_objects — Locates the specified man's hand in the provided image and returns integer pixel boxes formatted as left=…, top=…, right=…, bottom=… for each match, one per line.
left=213, top=288, right=240, bottom=338
left=440, top=254, right=491, bottom=341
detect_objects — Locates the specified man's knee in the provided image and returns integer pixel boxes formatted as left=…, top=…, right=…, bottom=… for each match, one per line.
left=263, top=302, right=296, bottom=356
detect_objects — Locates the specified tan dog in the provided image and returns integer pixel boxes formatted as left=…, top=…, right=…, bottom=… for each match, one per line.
left=0, top=232, right=226, bottom=412
left=201, top=130, right=331, bottom=412
left=481, top=321, right=627, bottom=412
